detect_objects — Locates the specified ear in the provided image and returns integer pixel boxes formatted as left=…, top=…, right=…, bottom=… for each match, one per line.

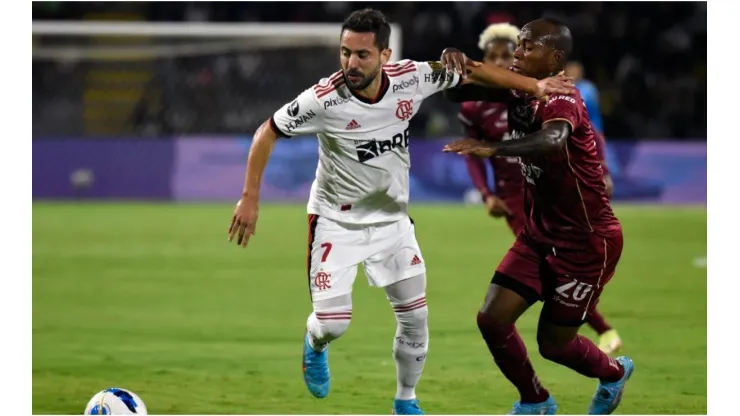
left=380, top=48, right=392, bottom=65
left=552, top=50, right=564, bottom=71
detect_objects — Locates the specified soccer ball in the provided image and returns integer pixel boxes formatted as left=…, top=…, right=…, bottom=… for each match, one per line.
left=84, top=388, right=147, bottom=415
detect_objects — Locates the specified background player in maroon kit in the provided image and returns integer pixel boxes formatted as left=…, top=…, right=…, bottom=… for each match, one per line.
left=459, top=23, right=524, bottom=232
left=441, top=18, right=634, bottom=415
left=460, top=22, right=623, bottom=356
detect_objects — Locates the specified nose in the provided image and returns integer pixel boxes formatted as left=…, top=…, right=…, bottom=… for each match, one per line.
left=513, top=47, right=524, bottom=60
left=348, top=55, right=361, bottom=69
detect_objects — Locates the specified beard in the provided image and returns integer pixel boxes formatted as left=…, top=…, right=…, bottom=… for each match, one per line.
left=344, top=65, right=380, bottom=91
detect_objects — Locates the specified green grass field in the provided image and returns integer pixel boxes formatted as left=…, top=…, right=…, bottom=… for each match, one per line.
left=32, top=203, right=707, bottom=414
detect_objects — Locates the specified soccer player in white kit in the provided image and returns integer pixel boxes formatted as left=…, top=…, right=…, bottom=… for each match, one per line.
left=228, top=8, right=574, bottom=414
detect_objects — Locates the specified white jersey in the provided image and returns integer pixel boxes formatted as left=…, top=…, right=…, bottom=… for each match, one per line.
left=270, top=60, right=462, bottom=224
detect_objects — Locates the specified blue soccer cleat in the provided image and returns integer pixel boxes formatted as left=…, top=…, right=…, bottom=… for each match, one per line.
left=302, top=332, right=331, bottom=398
left=393, top=399, right=424, bottom=415
left=508, top=396, right=558, bottom=415
left=588, top=356, right=635, bottom=414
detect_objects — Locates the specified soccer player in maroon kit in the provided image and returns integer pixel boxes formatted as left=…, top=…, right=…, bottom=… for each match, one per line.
left=441, top=18, right=634, bottom=415
left=461, top=23, right=623, bottom=357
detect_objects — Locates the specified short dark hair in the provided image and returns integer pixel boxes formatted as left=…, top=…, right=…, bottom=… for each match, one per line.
left=341, top=8, right=391, bottom=50
left=539, top=17, right=573, bottom=57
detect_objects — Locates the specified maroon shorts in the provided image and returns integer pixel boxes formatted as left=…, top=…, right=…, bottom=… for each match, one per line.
left=494, top=230, right=624, bottom=326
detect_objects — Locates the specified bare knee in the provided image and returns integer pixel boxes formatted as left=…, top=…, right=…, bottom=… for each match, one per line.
left=477, top=282, right=532, bottom=328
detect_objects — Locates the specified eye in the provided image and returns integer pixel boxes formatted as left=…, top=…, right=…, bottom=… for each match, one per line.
left=358, top=52, right=369, bottom=59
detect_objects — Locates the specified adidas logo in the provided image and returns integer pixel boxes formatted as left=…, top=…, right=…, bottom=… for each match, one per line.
left=410, top=255, right=422, bottom=266
left=345, top=119, right=361, bottom=130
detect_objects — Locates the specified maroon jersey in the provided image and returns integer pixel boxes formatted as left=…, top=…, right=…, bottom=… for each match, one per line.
left=458, top=101, right=523, bottom=202
left=507, top=90, right=620, bottom=247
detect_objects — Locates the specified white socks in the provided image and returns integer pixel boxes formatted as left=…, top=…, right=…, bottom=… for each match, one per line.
left=391, top=296, right=429, bottom=400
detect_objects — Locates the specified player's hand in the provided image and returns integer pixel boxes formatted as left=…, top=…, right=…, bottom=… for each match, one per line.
left=228, top=196, right=259, bottom=248
left=484, top=195, right=512, bottom=218
left=443, top=138, right=496, bottom=158
left=440, top=47, right=481, bottom=77
left=534, top=75, right=574, bottom=101
left=604, top=174, right=614, bottom=198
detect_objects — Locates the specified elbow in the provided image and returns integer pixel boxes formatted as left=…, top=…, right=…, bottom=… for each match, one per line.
left=544, top=131, right=568, bottom=154
left=541, top=122, right=571, bottom=154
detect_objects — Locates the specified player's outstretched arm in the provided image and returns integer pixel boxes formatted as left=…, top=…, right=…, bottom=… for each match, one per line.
left=442, top=69, right=574, bottom=104
left=489, top=120, right=571, bottom=156
left=228, top=120, right=278, bottom=247
left=243, top=120, right=279, bottom=200
left=443, top=121, right=571, bottom=158
left=228, top=85, right=324, bottom=247
left=439, top=47, right=574, bottom=101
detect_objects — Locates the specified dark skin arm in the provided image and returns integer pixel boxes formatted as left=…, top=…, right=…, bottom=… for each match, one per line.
left=443, top=120, right=572, bottom=158
left=439, top=47, right=574, bottom=102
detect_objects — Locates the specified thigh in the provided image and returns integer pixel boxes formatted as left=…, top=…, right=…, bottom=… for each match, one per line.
left=384, top=273, right=427, bottom=304
left=493, top=232, right=546, bottom=304
left=307, top=215, right=363, bottom=302
left=541, top=232, right=624, bottom=327
left=364, top=217, right=426, bottom=288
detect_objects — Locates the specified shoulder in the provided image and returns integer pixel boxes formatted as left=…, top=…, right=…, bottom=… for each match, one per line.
left=382, top=60, right=420, bottom=83
left=310, top=70, right=346, bottom=101
left=382, top=59, right=449, bottom=78
left=383, top=59, right=417, bottom=72
left=545, top=89, right=584, bottom=108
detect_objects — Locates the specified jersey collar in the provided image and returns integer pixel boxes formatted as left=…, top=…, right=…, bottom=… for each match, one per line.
left=347, top=71, right=390, bottom=105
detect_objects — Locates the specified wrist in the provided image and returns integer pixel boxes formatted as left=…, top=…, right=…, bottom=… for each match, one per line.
left=241, top=190, right=260, bottom=202
left=524, top=77, right=539, bottom=95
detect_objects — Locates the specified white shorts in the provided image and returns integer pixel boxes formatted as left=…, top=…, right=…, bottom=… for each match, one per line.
left=306, top=215, right=426, bottom=302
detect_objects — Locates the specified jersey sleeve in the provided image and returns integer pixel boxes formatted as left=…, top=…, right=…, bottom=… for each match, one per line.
left=269, top=88, right=323, bottom=138
left=541, top=94, right=581, bottom=131
left=458, top=102, right=480, bottom=139
left=416, top=61, right=463, bottom=99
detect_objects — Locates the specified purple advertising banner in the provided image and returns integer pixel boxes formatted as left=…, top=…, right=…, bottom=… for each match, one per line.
left=610, top=142, right=706, bottom=204
left=171, top=136, right=318, bottom=201
left=172, top=137, right=707, bottom=204
left=33, top=140, right=175, bottom=199
left=33, top=137, right=706, bottom=204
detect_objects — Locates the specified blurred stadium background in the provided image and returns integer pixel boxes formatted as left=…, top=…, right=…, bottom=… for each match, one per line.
left=32, top=2, right=707, bottom=414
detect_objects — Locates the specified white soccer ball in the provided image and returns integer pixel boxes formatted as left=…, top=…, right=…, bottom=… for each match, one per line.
left=84, top=388, right=147, bottom=415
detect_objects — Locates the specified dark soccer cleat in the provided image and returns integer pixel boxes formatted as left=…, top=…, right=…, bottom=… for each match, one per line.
left=302, top=332, right=331, bottom=398
left=588, top=356, right=634, bottom=414
left=508, top=396, right=558, bottom=415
